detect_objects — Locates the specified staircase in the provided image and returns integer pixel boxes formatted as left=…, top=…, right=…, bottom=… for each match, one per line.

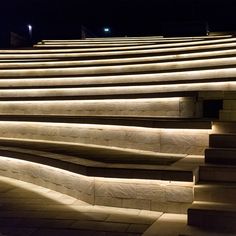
left=188, top=95, right=236, bottom=234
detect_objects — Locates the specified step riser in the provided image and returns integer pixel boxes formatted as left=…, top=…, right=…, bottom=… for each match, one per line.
left=205, top=148, right=236, bottom=165
left=0, top=155, right=194, bottom=213
left=0, top=98, right=196, bottom=118
left=199, top=166, right=236, bottom=183
left=188, top=209, right=236, bottom=233
left=212, top=122, right=236, bottom=134
left=209, top=134, right=236, bottom=148
left=195, top=186, right=236, bottom=203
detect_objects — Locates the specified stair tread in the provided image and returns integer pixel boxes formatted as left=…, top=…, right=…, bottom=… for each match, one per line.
left=196, top=181, right=236, bottom=187
left=190, top=201, right=236, bottom=212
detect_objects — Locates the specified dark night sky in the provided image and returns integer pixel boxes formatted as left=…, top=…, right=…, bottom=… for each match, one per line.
left=1, top=0, right=236, bottom=41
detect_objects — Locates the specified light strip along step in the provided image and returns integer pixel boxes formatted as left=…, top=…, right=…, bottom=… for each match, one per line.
left=0, top=116, right=211, bottom=129
left=0, top=82, right=235, bottom=100
left=0, top=67, right=236, bottom=88
left=3, top=39, right=236, bottom=60
left=52, top=35, right=231, bottom=42
left=0, top=145, right=198, bottom=181
left=3, top=49, right=236, bottom=69
left=3, top=56, right=236, bottom=77
left=0, top=98, right=197, bottom=118
left=0, top=121, right=210, bottom=155
left=7, top=37, right=236, bottom=54
left=34, top=39, right=205, bottom=48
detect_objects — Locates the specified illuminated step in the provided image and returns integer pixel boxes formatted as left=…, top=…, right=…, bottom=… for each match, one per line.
left=2, top=55, right=236, bottom=72
left=0, top=116, right=211, bottom=130
left=0, top=153, right=197, bottom=212
left=82, top=33, right=232, bottom=42
left=0, top=82, right=235, bottom=100
left=3, top=53, right=236, bottom=71
left=212, top=121, right=236, bottom=134
left=0, top=122, right=210, bottom=155
left=199, top=165, right=236, bottom=183
left=3, top=48, right=236, bottom=69
left=2, top=39, right=236, bottom=60
left=34, top=39, right=205, bottom=48
left=205, top=148, right=236, bottom=165
left=194, top=182, right=236, bottom=204
left=0, top=97, right=197, bottom=118
left=1, top=63, right=236, bottom=81
left=188, top=201, right=236, bottom=233
left=42, top=36, right=221, bottom=44
left=8, top=37, right=236, bottom=54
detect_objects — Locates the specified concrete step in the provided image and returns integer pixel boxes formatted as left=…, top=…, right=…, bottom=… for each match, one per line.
left=209, top=133, right=236, bottom=148
left=199, top=164, right=236, bottom=183
left=0, top=116, right=212, bottom=130
left=0, top=97, right=197, bottom=118
left=194, top=182, right=236, bottom=203
left=212, top=121, right=236, bottom=133
left=205, top=148, right=236, bottom=165
left=0, top=146, right=197, bottom=212
left=0, top=145, right=196, bottom=181
left=188, top=201, right=236, bottom=233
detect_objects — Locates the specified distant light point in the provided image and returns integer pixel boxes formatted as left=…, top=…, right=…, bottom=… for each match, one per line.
left=104, top=27, right=110, bottom=33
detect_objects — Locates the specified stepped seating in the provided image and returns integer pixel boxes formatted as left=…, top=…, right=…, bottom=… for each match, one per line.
left=1, top=35, right=236, bottom=234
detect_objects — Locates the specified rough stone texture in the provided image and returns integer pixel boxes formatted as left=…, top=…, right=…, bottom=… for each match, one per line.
left=94, top=178, right=193, bottom=213
left=0, top=156, right=194, bottom=213
left=0, top=97, right=197, bottom=118
left=0, top=121, right=210, bottom=155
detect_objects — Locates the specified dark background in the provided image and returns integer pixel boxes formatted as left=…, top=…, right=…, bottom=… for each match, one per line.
left=0, top=0, right=236, bottom=44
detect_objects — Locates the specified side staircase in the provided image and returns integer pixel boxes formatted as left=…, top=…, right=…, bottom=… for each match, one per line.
left=187, top=95, right=236, bottom=234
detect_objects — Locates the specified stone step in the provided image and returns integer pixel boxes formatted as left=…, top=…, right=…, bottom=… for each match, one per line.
left=188, top=201, right=236, bottom=233
left=0, top=146, right=197, bottom=212
left=2, top=38, right=236, bottom=60
left=0, top=121, right=209, bottom=155
left=0, top=116, right=212, bottom=130
left=199, top=164, right=236, bottom=183
left=194, top=182, right=236, bottom=203
left=205, top=148, right=236, bottom=165
left=0, top=145, right=196, bottom=181
left=0, top=97, right=197, bottom=118
left=220, top=110, right=236, bottom=121
left=209, top=133, right=236, bottom=148
left=212, top=121, right=236, bottom=133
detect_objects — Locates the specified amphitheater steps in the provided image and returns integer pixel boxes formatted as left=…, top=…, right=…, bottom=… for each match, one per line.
left=0, top=145, right=197, bottom=182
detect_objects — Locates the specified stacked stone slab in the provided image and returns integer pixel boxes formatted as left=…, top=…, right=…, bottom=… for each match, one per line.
left=0, top=35, right=236, bottom=233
